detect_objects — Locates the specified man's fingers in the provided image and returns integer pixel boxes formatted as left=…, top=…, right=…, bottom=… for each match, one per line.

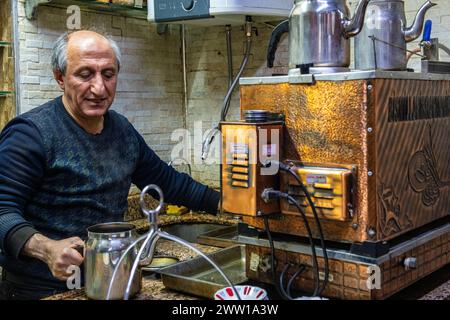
left=62, top=247, right=84, bottom=265
left=68, top=237, right=84, bottom=247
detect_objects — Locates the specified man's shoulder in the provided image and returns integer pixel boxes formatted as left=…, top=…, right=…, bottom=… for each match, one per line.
left=107, top=109, right=137, bottom=133
left=1, top=98, right=61, bottom=136
left=19, top=97, right=61, bottom=124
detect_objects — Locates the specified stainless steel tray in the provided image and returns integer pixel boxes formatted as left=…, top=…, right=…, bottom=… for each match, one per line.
left=197, top=225, right=239, bottom=248
left=158, top=245, right=247, bottom=299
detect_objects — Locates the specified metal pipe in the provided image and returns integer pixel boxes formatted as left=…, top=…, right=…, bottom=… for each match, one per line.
left=439, top=43, right=450, bottom=56
left=225, top=25, right=233, bottom=89
left=220, top=18, right=253, bottom=121
left=181, top=24, right=188, bottom=130
left=12, top=0, right=21, bottom=115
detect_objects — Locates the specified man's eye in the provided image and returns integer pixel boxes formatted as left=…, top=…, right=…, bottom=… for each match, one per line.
left=103, top=71, right=115, bottom=79
left=79, top=72, right=91, bottom=79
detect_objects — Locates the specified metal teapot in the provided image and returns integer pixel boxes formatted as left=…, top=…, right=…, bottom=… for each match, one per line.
left=84, top=222, right=142, bottom=300
left=354, top=0, right=436, bottom=70
left=267, top=0, right=370, bottom=72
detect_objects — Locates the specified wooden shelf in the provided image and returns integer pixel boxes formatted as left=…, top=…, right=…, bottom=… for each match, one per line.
left=25, top=0, right=147, bottom=20
left=0, top=91, right=14, bottom=98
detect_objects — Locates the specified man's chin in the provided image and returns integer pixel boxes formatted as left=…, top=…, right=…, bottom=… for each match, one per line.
left=82, top=104, right=110, bottom=117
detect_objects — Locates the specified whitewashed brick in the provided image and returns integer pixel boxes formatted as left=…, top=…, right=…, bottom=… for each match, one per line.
left=21, top=76, right=40, bottom=84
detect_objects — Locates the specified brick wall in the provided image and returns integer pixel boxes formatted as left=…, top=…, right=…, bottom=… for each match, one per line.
left=185, top=24, right=289, bottom=188
left=17, top=0, right=184, bottom=162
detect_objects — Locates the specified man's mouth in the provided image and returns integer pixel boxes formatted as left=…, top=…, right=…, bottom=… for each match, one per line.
left=86, top=98, right=107, bottom=104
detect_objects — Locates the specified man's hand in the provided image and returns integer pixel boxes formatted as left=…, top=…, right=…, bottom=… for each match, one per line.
left=23, top=234, right=85, bottom=281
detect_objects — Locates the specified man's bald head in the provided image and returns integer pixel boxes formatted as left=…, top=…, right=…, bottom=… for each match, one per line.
left=51, top=30, right=121, bottom=75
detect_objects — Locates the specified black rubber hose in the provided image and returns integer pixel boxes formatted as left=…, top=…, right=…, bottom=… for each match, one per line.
left=267, top=20, right=289, bottom=68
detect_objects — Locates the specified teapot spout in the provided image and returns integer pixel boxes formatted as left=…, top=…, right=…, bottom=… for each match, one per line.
left=404, top=1, right=437, bottom=43
left=343, top=0, right=370, bottom=38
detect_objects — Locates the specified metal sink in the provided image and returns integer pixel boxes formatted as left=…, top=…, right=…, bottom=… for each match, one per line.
left=161, top=223, right=230, bottom=243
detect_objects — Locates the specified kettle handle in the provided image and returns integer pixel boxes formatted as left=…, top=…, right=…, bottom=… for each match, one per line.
left=267, top=20, right=289, bottom=68
left=73, top=244, right=84, bottom=257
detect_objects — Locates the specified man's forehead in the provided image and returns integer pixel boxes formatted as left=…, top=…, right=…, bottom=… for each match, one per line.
left=68, top=36, right=112, bottom=54
left=66, top=34, right=116, bottom=65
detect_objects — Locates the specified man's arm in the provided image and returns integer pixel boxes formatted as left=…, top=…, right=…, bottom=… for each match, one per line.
left=130, top=128, right=220, bottom=214
left=0, top=118, right=44, bottom=258
left=0, top=119, right=83, bottom=280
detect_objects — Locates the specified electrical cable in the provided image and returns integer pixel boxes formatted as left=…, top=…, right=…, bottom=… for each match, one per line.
left=279, top=263, right=292, bottom=299
left=262, top=215, right=291, bottom=300
left=287, top=264, right=306, bottom=298
left=284, top=166, right=330, bottom=296
left=261, top=189, right=320, bottom=297
left=286, top=194, right=321, bottom=297
left=262, top=160, right=330, bottom=296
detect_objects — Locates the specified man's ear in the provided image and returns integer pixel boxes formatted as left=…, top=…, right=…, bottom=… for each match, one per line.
left=53, top=70, right=65, bottom=90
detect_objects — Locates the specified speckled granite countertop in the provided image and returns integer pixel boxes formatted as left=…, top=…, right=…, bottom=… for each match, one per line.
left=129, top=212, right=240, bottom=233
left=45, top=212, right=239, bottom=301
left=45, top=239, right=221, bottom=300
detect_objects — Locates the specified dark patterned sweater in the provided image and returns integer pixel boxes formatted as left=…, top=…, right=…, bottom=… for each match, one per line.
left=0, top=96, right=219, bottom=289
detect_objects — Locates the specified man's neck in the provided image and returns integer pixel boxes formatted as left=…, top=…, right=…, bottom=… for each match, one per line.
left=62, top=95, right=104, bottom=135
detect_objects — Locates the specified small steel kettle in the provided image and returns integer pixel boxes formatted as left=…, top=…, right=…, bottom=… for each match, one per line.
left=267, top=0, right=370, bottom=71
left=354, top=0, right=436, bottom=70
left=84, top=222, right=142, bottom=300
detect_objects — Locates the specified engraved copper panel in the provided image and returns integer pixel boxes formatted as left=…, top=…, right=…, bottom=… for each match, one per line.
left=373, top=79, right=450, bottom=240
left=240, top=81, right=370, bottom=242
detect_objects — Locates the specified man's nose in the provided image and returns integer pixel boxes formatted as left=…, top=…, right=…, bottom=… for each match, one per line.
left=90, top=73, right=106, bottom=96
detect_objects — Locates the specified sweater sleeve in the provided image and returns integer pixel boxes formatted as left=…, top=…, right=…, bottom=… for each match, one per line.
left=0, top=118, right=45, bottom=258
left=130, top=128, right=220, bottom=215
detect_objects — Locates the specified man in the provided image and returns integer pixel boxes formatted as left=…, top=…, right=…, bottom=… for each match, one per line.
left=0, top=30, right=219, bottom=299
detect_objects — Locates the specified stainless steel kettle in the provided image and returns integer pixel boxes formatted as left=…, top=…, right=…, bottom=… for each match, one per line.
left=267, top=0, right=370, bottom=71
left=354, top=0, right=436, bottom=70
left=84, top=222, right=142, bottom=300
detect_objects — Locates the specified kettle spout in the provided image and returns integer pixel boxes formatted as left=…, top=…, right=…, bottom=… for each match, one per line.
left=343, top=0, right=370, bottom=38
left=404, top=1, right=437, bottom=43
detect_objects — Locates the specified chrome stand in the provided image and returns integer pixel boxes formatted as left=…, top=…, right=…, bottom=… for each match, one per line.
left=106, top=184, right=241, bottom=300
